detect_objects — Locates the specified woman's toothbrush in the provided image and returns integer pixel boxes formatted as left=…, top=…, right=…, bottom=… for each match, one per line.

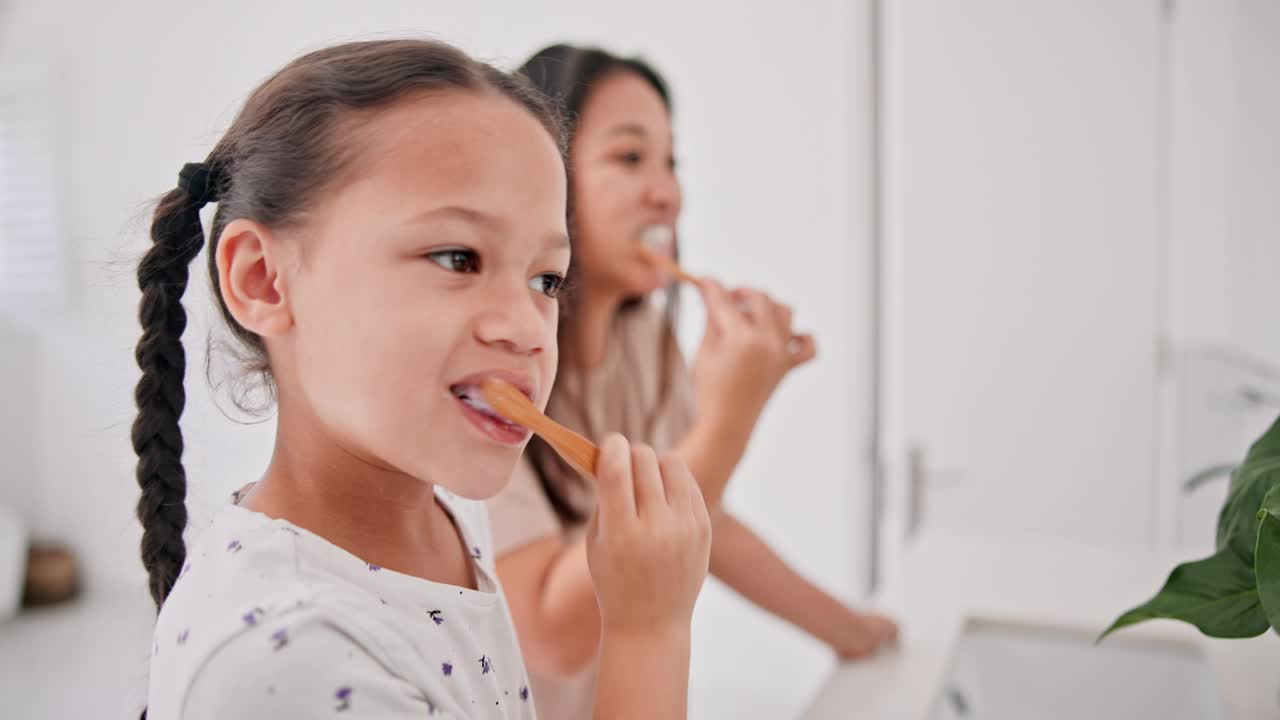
left=480, top=378, right=599, bottom=477
left=640, top=225, right=812, bottom=355
left=638, top=226, right=700, bottom=285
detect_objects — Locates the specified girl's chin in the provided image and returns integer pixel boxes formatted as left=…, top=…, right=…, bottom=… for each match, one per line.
left=432, top=477, right=510, bottom=501
left=433, top=459, right=521, bottom=501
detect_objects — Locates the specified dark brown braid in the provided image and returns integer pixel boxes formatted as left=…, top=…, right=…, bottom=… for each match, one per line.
left=132, top=181, right=211, bottom=609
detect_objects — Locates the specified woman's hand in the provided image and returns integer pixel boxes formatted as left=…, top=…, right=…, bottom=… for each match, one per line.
left=829, top=610, right=900, bottom=661
left=691, top=278, right=816, bottom=440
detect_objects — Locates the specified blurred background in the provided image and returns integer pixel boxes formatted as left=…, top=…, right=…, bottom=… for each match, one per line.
left=0, top=1, right=1277, bottom=718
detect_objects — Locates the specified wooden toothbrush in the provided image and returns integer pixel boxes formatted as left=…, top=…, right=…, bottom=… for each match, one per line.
left=480, top=378, right=599, bottom=478
left=639, top=244, right=701, bottom=286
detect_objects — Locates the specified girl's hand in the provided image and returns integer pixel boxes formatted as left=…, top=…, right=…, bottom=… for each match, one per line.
left=586, top=434, right=712, bottom=635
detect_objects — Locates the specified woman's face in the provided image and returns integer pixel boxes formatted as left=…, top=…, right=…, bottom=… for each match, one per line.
left=569, top=70, right=682, bottom=299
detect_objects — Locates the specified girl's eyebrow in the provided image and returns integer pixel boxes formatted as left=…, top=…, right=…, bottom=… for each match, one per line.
left=407, top=205, right=501, bottom=229
left=411, top=204, right=569, bottom=250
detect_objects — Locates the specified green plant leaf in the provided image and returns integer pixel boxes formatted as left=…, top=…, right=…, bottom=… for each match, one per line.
left=1245, top=414, right=1280, bottom=461
left=1105, top=414, right=1280, bottom=642
left=1100, top=548, right=1270, bottom=640
left=1256, top=483, right=1280, bottom=631
left=1215, top=417, right=1280, bottom=560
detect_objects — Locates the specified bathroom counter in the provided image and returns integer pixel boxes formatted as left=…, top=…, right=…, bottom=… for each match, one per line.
left=803, top=533, right=1280, bottom=719
left=0, top=582, right=153, bottom=718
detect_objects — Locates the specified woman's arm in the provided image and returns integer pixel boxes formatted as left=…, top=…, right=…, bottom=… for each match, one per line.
left=496, top=535, right=600, bottom=676
left=708, top=511, right=898, bottom=659
left=672, top=411, right=754, bottom=510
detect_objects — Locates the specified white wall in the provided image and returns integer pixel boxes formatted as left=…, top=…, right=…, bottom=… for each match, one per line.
left=1, top=1, right=874, bottom=716
left=0, top=315, right=39, bottom=523
left=1233, top=0, right=1280, bottom=368
left=1160, top=0, right=1280, bottom=550
left=1167, top=0, right=1280, bottom=366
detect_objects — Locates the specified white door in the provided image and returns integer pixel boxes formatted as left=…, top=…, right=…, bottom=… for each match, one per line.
left=876, top=0, right=1167, bottom=577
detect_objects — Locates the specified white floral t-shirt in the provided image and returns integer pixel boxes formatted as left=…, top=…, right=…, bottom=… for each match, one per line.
left=145, top=487, right=535, bottom=719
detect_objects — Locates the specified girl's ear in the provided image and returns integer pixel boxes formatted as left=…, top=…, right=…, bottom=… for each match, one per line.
left=216, top=219, right=293, bottom=337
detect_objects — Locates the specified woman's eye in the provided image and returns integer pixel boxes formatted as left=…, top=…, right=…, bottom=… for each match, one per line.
left=426, top=249, right=480, bottom=273
left=617, top=151, right=643, bottom=167
left=531, top=272, right=565, bottom=298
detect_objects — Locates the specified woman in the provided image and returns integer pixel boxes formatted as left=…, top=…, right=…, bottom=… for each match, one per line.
left=487, top=44, right=898, bottom=717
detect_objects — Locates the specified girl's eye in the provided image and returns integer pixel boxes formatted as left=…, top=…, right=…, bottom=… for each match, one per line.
left=531, top=272, right=565, bottom=298
left=426, top=249, right=479, bottom=273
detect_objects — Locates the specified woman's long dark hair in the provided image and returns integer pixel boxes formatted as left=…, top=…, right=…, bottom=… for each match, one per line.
left=517, top=44, right=681, bottom=524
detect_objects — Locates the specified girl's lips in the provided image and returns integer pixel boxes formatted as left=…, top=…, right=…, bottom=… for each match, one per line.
left=450, top=370, right=535, bottom=401
left=449, top=378, right=533, bottom=446
left=454, top=391, right=530, bottom=446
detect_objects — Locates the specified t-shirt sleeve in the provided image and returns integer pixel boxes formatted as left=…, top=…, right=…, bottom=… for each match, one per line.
left=180, top=613, right=453, bottom=719
left=485, top=457, right=562, bottom=558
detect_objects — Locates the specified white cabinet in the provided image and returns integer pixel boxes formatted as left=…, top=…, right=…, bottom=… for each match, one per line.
left=875, top=0, right=1280, bottom=578
left=877, top=0, right=1166, bottom=575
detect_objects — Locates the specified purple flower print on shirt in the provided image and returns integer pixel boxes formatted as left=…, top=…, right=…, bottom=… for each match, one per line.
left=479, top=656, right=492, bottom=675
left=226, top=540, right=242, bottom=553
left=177, top=628, right=189, bottom=645
left=428, top=610, right=443, bottom=626
left=242, top=607, right=264, bottom=627
left=179, top=561, right=191, bottom=578
left=366, top=562, right=381, bottom=572
left=471, top=546, right=482, bottom=560
left=442, top=662, right=453, bottom=677
left=271, top=628, right=288, bottom=650
left=520, top=686, right=529, bottom=701
left=334, top=686, right=352, bottom=711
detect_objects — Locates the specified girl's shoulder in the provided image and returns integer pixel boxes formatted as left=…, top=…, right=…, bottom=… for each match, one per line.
left=147, top=500, right=532, bottom=718
left=433, top=486, right=495, bottom=569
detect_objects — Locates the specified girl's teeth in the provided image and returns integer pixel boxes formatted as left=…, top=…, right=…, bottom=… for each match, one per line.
left=462, top=391, right=495, bottom=414
left=455, top=384, right=515, bottom=426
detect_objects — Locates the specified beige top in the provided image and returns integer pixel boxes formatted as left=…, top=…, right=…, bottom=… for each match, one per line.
left=486, top=304, right=695, bottom=720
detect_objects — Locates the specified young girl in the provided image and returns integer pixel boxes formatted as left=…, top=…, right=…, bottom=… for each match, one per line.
left=487, top=45, right=898, bottom=718
left=132, top=39, right=710, bottom=720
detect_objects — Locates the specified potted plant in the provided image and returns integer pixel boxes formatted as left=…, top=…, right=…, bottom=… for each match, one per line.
left=1102, top=416, right=1280, bottom=640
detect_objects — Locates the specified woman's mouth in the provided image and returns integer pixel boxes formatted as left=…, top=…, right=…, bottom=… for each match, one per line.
left=639, top=225, right=676, bottom=259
